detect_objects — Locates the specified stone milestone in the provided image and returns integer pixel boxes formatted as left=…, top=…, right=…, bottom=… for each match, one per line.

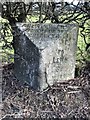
left=14, top=23, right=78, bottom=90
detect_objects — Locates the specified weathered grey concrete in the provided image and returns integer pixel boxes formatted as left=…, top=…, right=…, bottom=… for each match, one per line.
left=14, top=23, right=78, bottom=91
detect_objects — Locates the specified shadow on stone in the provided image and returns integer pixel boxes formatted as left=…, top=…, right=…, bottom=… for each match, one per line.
left=14, top=30, right=40, bottom=90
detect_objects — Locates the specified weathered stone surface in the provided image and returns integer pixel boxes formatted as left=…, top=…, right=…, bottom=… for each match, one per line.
left=14, top=23, right=78, bottom=90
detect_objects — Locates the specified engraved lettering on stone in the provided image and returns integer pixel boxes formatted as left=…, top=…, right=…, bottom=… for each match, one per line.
left=53, top=50, right=64, bottom=63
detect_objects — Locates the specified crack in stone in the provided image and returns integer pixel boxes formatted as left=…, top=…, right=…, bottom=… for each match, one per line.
left=44, top=67, right=51, bottom=89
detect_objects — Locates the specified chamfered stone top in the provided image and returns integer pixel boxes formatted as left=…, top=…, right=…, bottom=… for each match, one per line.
left=16, top=23, right=78, bottom=50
